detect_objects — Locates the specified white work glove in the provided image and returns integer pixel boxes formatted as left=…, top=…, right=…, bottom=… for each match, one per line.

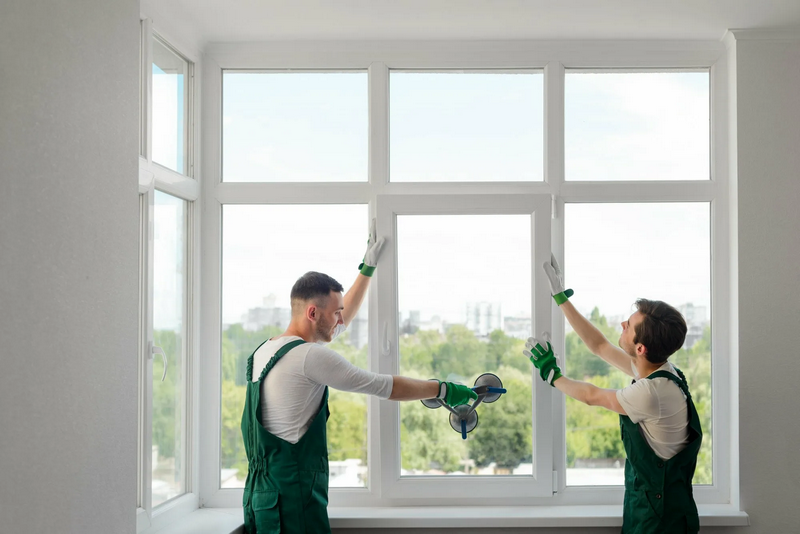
left=523, top=332, right=563, bottom=386
left=358, top=218, right=385, bottom=277
left=542, top=253, right=574, bottom=305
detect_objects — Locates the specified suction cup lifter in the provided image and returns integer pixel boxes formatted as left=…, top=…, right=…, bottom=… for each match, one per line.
left=420, top=373, right=507, bottom=440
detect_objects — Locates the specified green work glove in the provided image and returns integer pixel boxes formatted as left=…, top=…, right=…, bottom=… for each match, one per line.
left=523, top=333, right=563, bottom=386
left=436, top=380, right=478, bottom=407
left=358, top=218, right=385, bottom=277
left=542, top=253, right=574, bottom=305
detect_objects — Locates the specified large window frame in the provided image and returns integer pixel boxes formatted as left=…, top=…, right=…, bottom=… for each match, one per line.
left=137, top=15, right=201, bottom=534
left=200, top=40, right=737, bottom=518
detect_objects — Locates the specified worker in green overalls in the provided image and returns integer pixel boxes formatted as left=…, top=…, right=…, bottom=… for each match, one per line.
left=524, top=255, right=702, bottom=533
left=241, top=221, right=478, bottom=534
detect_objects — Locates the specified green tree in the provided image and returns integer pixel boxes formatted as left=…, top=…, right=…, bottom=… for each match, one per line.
left=670, top=326, right=712, bottom=484
left=488, top=329, right=530, bottom=373
left=152, top=329, right=180, bottom=461
left=222, top=324, right=282, bottom=385
left=326, top=390, right=367, bottom=462
left=399, top=329, right=442, bottom=377
left=221, top=379, right=248, bottom=478
left=433, top=324, right=488, bottom=379
left=400, top=389, right=467, bottom=473
left=467, top=366, right=533, bottom=469
left=565, top=374, right=628, bottom=466
left=565, top=307, right=623, bottom=379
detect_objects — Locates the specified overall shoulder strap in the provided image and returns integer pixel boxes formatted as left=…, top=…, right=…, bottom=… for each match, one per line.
left=646, top=367, right=690, bottom=398
left=257, top=339, right=307, bottom=382
left=245, top=337, right=274, bottom=383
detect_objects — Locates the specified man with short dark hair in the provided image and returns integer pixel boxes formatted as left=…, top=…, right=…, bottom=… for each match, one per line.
left=241, top=221, right=477, bottom=534
left=524, top=255, right=702, bottom=533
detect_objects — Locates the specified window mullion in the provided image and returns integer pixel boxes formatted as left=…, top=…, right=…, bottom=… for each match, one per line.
left=544, top=61, right=565, bottom=195
left=366, top=60, right=389, bottom=501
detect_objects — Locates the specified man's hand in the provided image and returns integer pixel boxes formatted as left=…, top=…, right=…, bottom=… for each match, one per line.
left=437, top=381, right=478, bottom=407
left=523, top=333, right=563, bottom=386
left=543, top=253, right=574, bottom=305
left=359, top=218, right=385, bottom=277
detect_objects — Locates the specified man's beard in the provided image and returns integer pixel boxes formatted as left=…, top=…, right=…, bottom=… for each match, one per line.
left=619, top=337, right=634, bottom=358
left=315, top=319, right=334, bottom=342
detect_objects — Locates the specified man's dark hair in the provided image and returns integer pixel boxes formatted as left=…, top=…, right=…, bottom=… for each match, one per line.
left=290, top=271, right=344, bottom=312
left=633, top=299, right=688, bottom=364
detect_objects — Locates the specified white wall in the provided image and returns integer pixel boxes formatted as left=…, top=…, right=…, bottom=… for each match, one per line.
left=0, top=1, right=140, bottom=533
left=735, top=36, right=800, bottom=534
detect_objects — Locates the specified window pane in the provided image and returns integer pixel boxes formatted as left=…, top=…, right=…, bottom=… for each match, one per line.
left=223, top=72, right=368, bottom=182
left=152, top=191, right=187, bottom=505
left=397, top=215, right=533, bottom=476
left=152, top=37, right=188, bottom=174
left=390, top=72, right=544, bottom=182
left=221, top=205, right=369, bottom=488
left=565, top=71, right=709, bottom=181
left=564, top=203, right=711, bottom=486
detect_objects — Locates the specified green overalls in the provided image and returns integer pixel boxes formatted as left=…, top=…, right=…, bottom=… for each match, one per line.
left=241, top=339, right=332, bottom=534
left=620, top=367, right=703, bottom=534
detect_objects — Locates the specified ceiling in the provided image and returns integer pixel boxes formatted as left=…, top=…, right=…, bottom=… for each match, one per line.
left=150, top=0, right=800, bottom=45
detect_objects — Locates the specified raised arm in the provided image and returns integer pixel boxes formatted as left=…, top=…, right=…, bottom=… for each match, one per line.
left=342, top=274, right=370, bottom=327
left=559, top=300, right=633, bottom=377
left=342, top=218, right=384, bottom=327
left=543, top=254, right=633, bottom=377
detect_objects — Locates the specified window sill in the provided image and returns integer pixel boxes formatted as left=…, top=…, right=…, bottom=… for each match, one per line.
left=155, top=505, right=748, bottom=533
left=328, top=504, right=749, bottom=529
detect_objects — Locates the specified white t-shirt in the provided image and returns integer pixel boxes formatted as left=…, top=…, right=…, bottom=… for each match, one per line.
left=615, top=361, right=690, bottom=460
left=252, top=324, right=394, bottom=444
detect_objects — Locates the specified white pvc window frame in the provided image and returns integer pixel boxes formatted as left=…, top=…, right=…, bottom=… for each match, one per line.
left=375, top=194, right=554, bottom=501
left=137, top=15, right=202, bottom=534
left=199, top=40, right=735, bottom=512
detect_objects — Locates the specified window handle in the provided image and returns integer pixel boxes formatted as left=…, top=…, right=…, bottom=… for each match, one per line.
left=151, top=344, right=168, bottom=382
left=382, top=322, right=391, bottom=357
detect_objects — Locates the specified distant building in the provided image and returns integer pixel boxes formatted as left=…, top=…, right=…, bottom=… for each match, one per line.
left=242, top=294, right=291, bottom=332
left=400, top=310, right=421, bottom=335
left=678, top=303, right=708, bottom=325
left=503, top=315, right=532, bottom=340
left=348, top=308, right=368, bottom=349
left=401, top=310, right=445, bottom=334
left=465, top=302, right=502, bottom=337
left=683, top=324, right=706, bottom=350
left=677, top=303, right=709, bottom=350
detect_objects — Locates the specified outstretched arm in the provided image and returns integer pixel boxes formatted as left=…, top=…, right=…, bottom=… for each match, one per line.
left=525, top=337, right=627, bottom=415
left=387, top=376, right=440, bottom=401
left=389, top=376, right=477, bottom=406
left=553, top=376, right=627, bottom=415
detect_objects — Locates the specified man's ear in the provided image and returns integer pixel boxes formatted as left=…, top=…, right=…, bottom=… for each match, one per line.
left=306, top=304, right=317, bottom=322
